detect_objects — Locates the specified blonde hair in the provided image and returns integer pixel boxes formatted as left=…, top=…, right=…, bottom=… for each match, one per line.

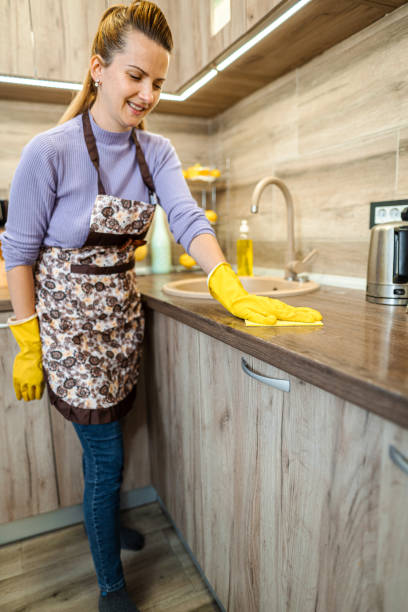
left=59, top=1, right=173, bottom=129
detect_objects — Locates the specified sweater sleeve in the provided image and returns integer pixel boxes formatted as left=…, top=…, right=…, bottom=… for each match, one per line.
left=1, top=134, right=58, bottom=270
left=151, top=137, right=215, bottom=253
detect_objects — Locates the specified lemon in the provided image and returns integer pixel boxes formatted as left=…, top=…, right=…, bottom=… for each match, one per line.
left=134, top=244, right=148, bottom=261
left=205, top=209, right=218, bottom=223
left=179, top=253, right=196, bottom=269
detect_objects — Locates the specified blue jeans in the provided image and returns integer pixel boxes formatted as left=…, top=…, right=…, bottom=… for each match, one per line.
left=73, top=420, right=125, bottom=594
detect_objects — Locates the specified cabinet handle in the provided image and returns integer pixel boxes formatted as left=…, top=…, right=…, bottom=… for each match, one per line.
left=0, top=322, right=8, bottom=329
left=241, top=358, right=290, bottom=392
left=389, top=445, right=408, bottom=476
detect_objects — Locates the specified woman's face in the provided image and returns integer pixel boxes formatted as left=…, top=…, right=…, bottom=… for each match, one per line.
left=91, top=29, right=170, bottom=132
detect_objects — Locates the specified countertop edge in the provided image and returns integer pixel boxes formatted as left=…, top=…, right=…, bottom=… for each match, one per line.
left=141, top=293, right=408, bottom=430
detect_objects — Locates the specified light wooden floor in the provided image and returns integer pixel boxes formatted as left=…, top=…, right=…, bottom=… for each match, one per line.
left=0, top=502, right=220, bottom=612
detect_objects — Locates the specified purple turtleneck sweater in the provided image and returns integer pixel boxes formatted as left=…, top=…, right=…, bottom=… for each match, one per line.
left=1, top=112, right=214, bottom=270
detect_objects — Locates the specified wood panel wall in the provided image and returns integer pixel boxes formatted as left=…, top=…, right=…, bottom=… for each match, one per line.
left=212, top=3, right=408, bottom=279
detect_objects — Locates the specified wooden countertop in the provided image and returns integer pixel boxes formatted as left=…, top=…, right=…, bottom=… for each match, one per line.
left=1, top=271, right=407, bottom=428
left=135, top=272, right=408, bottom=430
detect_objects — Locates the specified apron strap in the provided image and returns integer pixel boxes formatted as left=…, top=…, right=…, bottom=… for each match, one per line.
left=131, top=130, right=157, bottom=201
left=82, top=111, right=106, bottom=195
left=82, top=110, right=158, bottom=202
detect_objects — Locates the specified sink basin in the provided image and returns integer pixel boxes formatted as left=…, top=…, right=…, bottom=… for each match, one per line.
left=162, top=276, right=319, bottom=299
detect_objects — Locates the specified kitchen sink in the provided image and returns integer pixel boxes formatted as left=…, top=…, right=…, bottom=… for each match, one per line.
left=162, top=276, right=320, bottom=299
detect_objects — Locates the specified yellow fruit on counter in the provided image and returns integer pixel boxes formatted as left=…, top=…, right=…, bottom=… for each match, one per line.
left=183, top=163, right=221, bottom=181
left=179, top=253, right=197, bottom=269
left=205, top=209, right=218, bottom=223
left=134, top=244, right=148, bottom=261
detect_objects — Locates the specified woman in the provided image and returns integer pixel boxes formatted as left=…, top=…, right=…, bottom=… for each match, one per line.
left=1, top=2, right=321, bottom=610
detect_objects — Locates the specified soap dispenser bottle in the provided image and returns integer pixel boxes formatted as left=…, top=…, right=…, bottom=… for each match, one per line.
left=150, top=205, right=172, bottom=274
left=237, top=219, right=253, bottom=276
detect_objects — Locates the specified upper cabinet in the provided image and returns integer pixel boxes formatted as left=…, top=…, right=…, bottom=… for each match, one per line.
left=0, top=0, right=35, bottom=76
left=0, top=0, right=407, bottom=117
left=160, top=0, right=284, bottom=93
left=160, top=0, right=247, bottom=93
left=30, top=0, right=106, bottom=83
left=0, top=0, right=292, bottom=91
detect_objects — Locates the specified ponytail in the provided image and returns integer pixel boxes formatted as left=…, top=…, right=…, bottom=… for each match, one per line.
left=58, top=1, right=172, bottom=127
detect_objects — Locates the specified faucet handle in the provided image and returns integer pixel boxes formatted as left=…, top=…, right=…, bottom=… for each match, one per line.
left=287, top=249, right=318, bottom=277
left=300, top=248, right=318, bottom=268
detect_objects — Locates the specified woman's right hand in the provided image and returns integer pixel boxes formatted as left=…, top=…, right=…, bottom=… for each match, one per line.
left=9, top=314, right=44, bottom=401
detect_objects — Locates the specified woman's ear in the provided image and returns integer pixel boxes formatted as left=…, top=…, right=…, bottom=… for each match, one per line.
left=90, top=54, right=105, bottom=82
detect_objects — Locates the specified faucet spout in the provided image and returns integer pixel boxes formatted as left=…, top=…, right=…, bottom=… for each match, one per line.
left=250, top=177, right=296, bottom=280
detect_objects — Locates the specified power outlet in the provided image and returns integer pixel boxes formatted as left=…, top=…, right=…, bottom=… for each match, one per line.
left=369, top=200, right=408, bottom=228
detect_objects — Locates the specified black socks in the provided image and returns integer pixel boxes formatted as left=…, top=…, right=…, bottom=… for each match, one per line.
left=99, top=587, right=140, bottom=612
left=119, top=526, right=145, bottom=551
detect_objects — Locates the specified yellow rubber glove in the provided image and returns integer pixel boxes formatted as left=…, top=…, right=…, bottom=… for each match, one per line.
left=8, top=313, right=45, bottom=401
left=208, top=263, right=322, bottom=325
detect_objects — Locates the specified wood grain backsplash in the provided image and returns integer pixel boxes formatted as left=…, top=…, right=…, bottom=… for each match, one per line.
left=1, top=4, right=408, bottom=280
left=212, top=4, right=408, bottom=279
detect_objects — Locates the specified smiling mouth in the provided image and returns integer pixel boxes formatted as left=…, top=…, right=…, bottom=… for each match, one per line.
left=127, top=101, right=147, bottom=112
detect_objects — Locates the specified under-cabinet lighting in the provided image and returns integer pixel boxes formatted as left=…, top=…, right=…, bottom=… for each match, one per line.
left=216, top=0, right=313, bottom=71
left=0, top=74, right=82, bottom=90
left=178, top=69, right=218, bottom=101
left=0, top=74, right=183, bottom=101
left=160, top=92, right=183, bottom=101
left=0, top=0, right=313, bottom=103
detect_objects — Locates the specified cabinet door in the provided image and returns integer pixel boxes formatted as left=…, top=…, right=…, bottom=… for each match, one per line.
left=198, top=336, right=282, bottom=611
left=0, top=313, right=58, bottom=524
left=159, top=0, right=247, bottom=93
left=146, top=311, right=202, bottom=540
left=0, top=0, right=35, bottom=77
left=30, top=0, right=105, bottom=82
left=147, top=312, right=284, bottom=610
left=376, top=421, right=408, bottom=612
left=248, top=358, right=408, bottom=612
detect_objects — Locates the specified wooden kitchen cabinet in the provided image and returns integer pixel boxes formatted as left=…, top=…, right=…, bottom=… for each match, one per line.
left=146, top=310, right=408, bottom=612
left=0, top=0, right=35, bottom=77
left=160, top=0, right=270, bottom=93
left=0, top=312, right=58, bottom=524
left=29, top=0, right=106, bottom=83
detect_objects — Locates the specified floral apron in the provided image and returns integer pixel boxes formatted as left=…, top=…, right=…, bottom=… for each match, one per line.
left=34, top=110, right=157, bottom=424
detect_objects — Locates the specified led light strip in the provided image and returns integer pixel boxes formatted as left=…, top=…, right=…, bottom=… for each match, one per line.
left=0, top=0, right=312, bottom=103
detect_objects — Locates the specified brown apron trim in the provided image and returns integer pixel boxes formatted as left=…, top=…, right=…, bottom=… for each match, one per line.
left=70, top=260, right=135, bottom=275
left=82, top=111, right=106, bottom=195
left=45, top=374, right=137, bottom=424
left=82, top=110, right=156, bottom=197
left=131, top=131, right=156, bottom=194
left=84, top=232, right=147, bottom=247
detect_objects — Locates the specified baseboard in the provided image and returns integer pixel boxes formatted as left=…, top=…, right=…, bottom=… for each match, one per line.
left=0, top=485, right=158, bottom=547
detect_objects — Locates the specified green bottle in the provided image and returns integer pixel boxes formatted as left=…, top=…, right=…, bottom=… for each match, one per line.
left=151, top=205, right=172, bottom=274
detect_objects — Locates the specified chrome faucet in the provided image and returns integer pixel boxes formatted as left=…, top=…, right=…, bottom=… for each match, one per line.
left=250, top=176, right=318, bottom=281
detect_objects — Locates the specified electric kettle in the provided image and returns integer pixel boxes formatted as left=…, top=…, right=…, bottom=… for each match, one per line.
left=366, top=208, right=408, bottom=305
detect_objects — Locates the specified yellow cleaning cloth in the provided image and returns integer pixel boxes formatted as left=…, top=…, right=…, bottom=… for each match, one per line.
left=245, top=320, right=323, bottom=327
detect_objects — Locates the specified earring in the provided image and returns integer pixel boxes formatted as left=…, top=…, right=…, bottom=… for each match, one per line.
left=94, top=79, right=100, bottom=88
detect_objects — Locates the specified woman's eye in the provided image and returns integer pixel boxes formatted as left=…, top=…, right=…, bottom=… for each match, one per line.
left=153, top=83, right=162, bottom=90
left=130, top=75, right=141, bottom=81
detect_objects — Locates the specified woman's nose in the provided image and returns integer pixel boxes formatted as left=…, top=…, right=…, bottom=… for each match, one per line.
left=139, top=81, right=154, bottom=104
